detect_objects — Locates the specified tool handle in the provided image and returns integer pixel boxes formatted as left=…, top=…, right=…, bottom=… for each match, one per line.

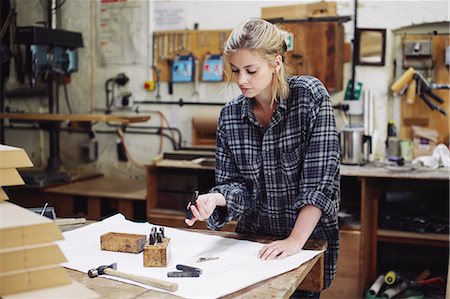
left=426, top=90, right=445, bottom=104
left=103, top=268, right=178, bottom=292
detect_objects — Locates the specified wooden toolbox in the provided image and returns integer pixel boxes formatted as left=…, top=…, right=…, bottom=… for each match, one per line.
left=100, top=232, right=147, bottom=254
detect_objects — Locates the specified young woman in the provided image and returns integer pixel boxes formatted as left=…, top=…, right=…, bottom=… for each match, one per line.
left=185, top=18, right=340, bottom=297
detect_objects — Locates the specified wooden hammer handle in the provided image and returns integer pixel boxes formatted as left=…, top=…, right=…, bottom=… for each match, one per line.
left=103, top=268, right=178, bottom=292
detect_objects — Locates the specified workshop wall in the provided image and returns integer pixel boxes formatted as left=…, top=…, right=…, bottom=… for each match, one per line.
left=3, top=0, right=449, bottom=179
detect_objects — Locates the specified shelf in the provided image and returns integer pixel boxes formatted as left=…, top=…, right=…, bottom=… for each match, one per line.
left=0, top=113, right=150, bottom=125
left=378, top=229, right=449, bottom=247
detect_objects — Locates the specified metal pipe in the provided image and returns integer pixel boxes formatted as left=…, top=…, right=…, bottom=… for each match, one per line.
left=134, top=99, right=226, bottom=106
left=350, top=0, right=358, bottom=100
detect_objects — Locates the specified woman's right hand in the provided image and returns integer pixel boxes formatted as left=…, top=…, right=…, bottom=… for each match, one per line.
left=185, top=193, right=225, bottom=226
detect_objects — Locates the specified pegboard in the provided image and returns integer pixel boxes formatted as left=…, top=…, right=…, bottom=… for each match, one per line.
left=152, top=29, right=232, bottom=82
left=400, top=34, right=450, bottom=144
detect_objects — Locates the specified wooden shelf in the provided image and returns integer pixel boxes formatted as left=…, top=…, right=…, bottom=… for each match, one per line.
left=0, top=113, right=150, bottom=125
left=378, top=229, right=449, bottom=247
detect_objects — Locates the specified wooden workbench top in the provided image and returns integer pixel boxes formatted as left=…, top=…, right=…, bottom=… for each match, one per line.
left=0, top=113, right=150, bottom=125
left=45, top=176, right=146, bottom=201
left=60, top=224, right=326, bottom=298
left=150, top=156, right=450, bottom=180
left=340, top=164, right=449, bottom=180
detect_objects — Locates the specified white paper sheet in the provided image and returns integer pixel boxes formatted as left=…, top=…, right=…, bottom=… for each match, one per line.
left=57, top=214, right=323, bottom=298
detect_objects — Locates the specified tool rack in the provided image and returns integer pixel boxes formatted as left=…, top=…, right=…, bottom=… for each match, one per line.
left=152, top=29, right=232, bottom=82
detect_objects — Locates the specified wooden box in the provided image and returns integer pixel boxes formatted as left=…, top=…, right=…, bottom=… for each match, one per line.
left=100, top=232, right=147, bottom=254
left=261, top=2, right=337, bottom=20
left=143, top=238, right=170, bottom=267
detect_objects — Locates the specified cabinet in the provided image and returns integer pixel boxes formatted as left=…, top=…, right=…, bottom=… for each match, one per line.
left=146, top=150, right=237, bottom=231
left=146, top=154, right=449, bottom=298
left=273, top=19, right=347, bottom=93
left=322, top=166, right=449, bottom=299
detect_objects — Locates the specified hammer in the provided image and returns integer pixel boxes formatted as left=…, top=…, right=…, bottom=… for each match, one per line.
left=87, top=263, right=178, bottom=292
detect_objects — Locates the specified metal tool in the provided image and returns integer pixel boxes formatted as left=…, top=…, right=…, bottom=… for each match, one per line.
left=193, top=56, right=200, bottom=98
left=87, top=262, right=178, bottom=292
left=167, top=271, right=200, bottom=278
left=186, top=190, right=199, bottom=220
left=414, top=72, right=447, bottom=115
left=176, top=264, right=202, bottom=275
left=196, top=256, right=219, bottom=263
left=149, top=226, right=165, bottom=245
left=167, top=58, right=174, bottom=95
left=167, top=264, right=202, bottom=278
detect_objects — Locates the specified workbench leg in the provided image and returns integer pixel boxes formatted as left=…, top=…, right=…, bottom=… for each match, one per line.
left=118, top=200, right=134, bottom=220
left=87, top=196, right=101, bottom=220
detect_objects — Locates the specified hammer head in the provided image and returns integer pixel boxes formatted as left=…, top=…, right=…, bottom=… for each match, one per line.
left=87, top=263, right=117, bottom=278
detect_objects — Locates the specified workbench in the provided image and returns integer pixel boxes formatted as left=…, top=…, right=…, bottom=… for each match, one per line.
left=8, top=176, right=147, bottom=221
left=59, top=223, right=326, bottom=298
left=145, top=152, right=450, bottom=298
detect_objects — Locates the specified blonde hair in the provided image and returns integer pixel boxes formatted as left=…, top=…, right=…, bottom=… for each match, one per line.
left=223, top=18, right=291, bottom=105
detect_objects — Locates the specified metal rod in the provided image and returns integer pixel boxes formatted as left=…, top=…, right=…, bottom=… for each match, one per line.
left=350, top=0, right=358, bottom=100
left=134, top=99, right=225, bottom=106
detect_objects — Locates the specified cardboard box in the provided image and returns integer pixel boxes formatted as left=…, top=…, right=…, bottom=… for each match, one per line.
left=261, top=1, right=337, bottom=20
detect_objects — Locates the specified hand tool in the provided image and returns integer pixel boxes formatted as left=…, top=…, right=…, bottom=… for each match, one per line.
left=193, top=56, right=200, bottom=98
left=167, top=58, right=174, bottom=95
left=167, top=264, right=202, bottom=278
left=186, top=190, right=199, bottom=220
left=176, top=264, right=202, bottom=275
left=197, top=257, right=219, bottom=263
left=167, top=271, right=200, bottom=278
left=87, top=262, right=178, bottom=292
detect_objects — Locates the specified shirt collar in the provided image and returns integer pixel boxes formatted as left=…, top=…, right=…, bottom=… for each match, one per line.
left=241, top=96, right=287, bottom=122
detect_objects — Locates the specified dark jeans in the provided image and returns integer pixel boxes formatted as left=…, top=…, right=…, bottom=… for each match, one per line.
left=290, top=290, right=321, bottom=299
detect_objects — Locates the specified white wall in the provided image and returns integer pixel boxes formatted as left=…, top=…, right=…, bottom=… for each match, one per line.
left=4, top=0, right=449, bottom=178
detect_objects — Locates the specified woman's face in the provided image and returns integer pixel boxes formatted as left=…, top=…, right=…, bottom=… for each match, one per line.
left=229, top=49, right=275, bottom=101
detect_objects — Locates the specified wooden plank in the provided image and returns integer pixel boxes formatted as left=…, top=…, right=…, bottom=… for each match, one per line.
left=0, top=266, right=71, bottom=296
left=261, top=2, right=337, bottom=20
left=0, top=113, right=150, bottom=125
left=3, top=280, right=99, bottom=299
left=0, top=168, right=25, bottom=187
left=45, top=177, right=146, bottom=201
left=0, top=201, right=63, bottom=249
left=0, top=144, right=33, bottom=169
left=0, top=243, right=67, bottom=272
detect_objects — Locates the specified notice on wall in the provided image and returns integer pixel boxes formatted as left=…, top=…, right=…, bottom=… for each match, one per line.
left=97, top=0, right=148, bottom=66
left=152, top=1, right=188, bottom=31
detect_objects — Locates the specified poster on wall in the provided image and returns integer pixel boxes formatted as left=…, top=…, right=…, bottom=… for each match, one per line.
left=97, top=0, right=147, bottom=66
left=152, top=1, right=188, bottom=31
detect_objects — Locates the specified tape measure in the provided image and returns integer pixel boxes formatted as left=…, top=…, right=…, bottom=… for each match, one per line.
left=384, top=271, right=397, bottom=285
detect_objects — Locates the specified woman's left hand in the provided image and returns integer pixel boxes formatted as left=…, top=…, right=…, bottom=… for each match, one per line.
left=258, top=237, right=303, bottom=260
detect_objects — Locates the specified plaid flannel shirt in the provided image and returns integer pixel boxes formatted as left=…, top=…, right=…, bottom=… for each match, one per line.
left=207, top=76, right=340, bottom=288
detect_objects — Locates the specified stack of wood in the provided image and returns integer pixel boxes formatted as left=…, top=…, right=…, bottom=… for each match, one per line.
left=0, top=144, right=33, bottom=200
left=0, top=144, right=97, bottom=298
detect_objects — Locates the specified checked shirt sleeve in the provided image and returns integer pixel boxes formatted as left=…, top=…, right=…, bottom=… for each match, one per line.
left=207, top=115, right=250, bottom=230
left=294, top=89, right=341, bottom=217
